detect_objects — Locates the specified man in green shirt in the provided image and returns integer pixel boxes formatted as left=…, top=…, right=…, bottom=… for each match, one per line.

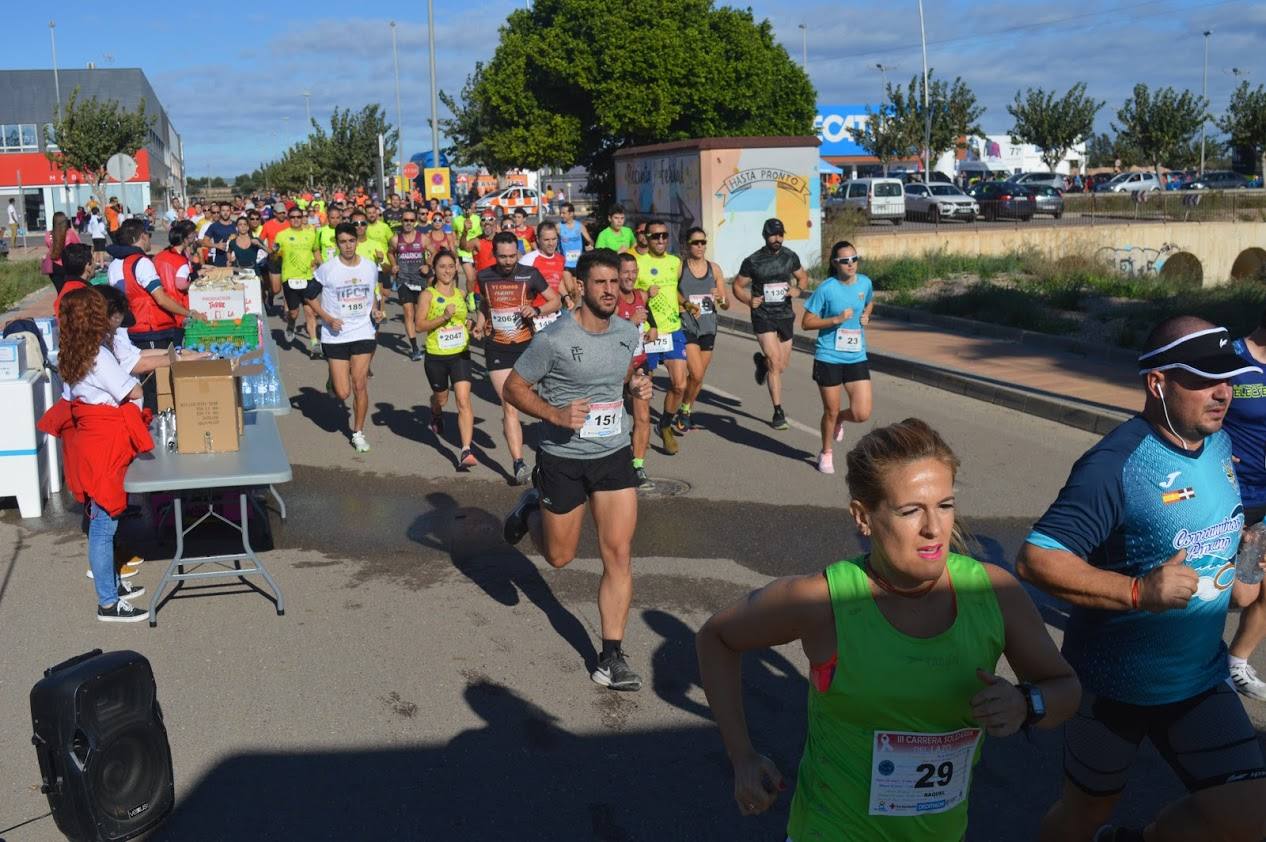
left=634, top=219, right=686, bottom=455
left=595, top=204, right=636, bottom=253
left=364, top=202, right=396, bottom=298
left=316, top=205, right=345, bottom=263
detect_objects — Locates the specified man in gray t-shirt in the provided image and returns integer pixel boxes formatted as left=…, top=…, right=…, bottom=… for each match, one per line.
left=513, top=309, right=640, bottom=459
left=503, top=249, right=653, bottom=693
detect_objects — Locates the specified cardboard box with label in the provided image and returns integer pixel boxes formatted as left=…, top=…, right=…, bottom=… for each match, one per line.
left=163, top=349, right=264, bottom=453
left=0, top=338, right=29, bottom=380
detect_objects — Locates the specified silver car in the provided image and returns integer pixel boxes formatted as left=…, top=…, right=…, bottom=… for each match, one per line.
left=904, top=183, right=979, bottom=223
left=1029, top=185, right=1065, bottom=219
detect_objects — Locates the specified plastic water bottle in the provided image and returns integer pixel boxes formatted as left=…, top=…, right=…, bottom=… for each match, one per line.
left=264, top=367, right=279, bottom=408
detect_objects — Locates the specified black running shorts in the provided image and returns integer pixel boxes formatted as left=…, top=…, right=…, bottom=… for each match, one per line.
left=812, top=360, right=871, bottom=387
left=751, top=313, right=793, bottom=342
left=424, top=351, right=472, bottom=392
left=534, top=446, right=636, bottom=515
left=282, top=280, right=320, bottom=311
left=1063, top=682, right=1266, bottom=795
left=322, top=338, right=376, bottom=360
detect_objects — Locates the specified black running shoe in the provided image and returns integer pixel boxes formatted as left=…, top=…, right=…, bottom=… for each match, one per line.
left=410, top=347, right=425, bottom=362
left=512, top=459, right=531, bottom=487
left=429, top=412, right=444, bottom=436
left=591, top=649, right=643, bottom=691
left=117, top=581, right=146, bottom=599
left=503, top=488, right=540, bottom=546
left=635, top=467, right=655, bottom=491
left=753, top=351, right=767, bottom=386
left=771, top=407, right=789, bottom=431
left=97, top=598, right=149, bottom=623
left=671, top=409, right=690, bottom=434
left=284, top=319, right=296, bottom=344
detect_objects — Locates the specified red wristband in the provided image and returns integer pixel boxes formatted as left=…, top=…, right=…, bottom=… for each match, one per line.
left=1130, top=577, right=1141, bottom=610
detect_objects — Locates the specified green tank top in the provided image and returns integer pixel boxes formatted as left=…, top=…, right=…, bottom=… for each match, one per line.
left=787, top=554, right=1004, bottom=842
left=423, top=285, right=470, bottom=356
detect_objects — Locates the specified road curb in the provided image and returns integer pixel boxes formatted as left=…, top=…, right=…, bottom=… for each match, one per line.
left=717, top=314, right=1131, bottom=436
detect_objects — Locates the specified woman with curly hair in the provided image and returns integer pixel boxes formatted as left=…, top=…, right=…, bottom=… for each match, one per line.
left=39, top=288, right=153, bottom=622
left=42, top=211, right=81, bottom=291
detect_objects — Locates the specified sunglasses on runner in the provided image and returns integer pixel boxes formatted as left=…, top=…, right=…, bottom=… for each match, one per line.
left=833, top=256, right=861, bottom=265
left=353, top=220, right=368, bottom=226
left=403, top=217, right=417, bottom=223
left=648, top=232, right=669, bottom=241
left=689, top=239, right=707, bottom=246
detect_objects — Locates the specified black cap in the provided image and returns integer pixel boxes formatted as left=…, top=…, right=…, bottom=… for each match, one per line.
left=762, top=218, right=785, bottom=238
left=1137, top=326, right=1261, bottom=380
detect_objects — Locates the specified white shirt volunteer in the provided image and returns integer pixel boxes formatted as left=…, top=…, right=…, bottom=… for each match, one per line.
left=87, top=216, right=107, bottom=240
left=314, top=255, right=378, bottom=344
left=66, top=346, right=139, bottom=407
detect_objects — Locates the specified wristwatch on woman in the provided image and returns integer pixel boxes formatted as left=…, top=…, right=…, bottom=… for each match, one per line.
left=1017, top=682, right=1047, bottom=727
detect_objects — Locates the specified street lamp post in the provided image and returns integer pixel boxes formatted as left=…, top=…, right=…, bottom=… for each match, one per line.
left=426, top=0, right=441, bottom=172
left=798, top=24, right=807, bottom=69
left=1199, top=30, right=1211, bottom=176
left=49, top=21, right=61, bottom=121
left=874, top=63, right=896, bottom=101
left=917, top=0, right=932, bottom=181
left=390, top=21, right=405, bottom=185
left=303, top=90, right=312, bottom=126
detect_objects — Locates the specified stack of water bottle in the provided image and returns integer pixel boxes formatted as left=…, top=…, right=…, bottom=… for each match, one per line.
left=179, top=341, right=285, bottom=412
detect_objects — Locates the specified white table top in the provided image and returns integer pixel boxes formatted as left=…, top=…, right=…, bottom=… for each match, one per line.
left=124, top=411, right=292, bottom=493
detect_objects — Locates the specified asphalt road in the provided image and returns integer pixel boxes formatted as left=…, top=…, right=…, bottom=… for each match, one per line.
left=0, top=303, right=1260, bottom=841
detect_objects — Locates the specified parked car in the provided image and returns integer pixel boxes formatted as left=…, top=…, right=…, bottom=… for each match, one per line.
left=904, top=182, right=979, bottom=222
left=1097, top=171, right=1162, bottom=193
left=1185, top=170, right=1251, bottom=190
left=966, top=182, right=1036, bottom=221
left=1030, top=185, right=1065, bottom=218
left=473, top=185, right=542, bottom=217
left=1009, top=172, right=1067, bottom=191
left=833, top=178, right=906, bottom=225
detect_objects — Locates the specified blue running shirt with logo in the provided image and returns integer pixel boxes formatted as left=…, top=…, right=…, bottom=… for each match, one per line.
left=1222, top=339, right=1266, bottom=510
left=1026, top=417, right=1243, bottom=705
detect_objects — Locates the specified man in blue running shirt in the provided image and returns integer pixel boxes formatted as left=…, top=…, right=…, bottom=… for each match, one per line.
left=1019, top=316, right=1266, bottom=842
left=557, top=202, right=591, bottom=270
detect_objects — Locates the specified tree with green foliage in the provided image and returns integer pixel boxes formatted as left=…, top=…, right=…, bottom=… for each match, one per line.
left=1113, top=84, right=1207, bottom=187
left=307, top=104, right=396, bottom=189
left=885, top=70, right=984, bottom=175
left=1006, top=83, right=1103, bottom=172
left=1219, top=81, right=1266, bottom=180
left=441, top=0, right=815, bottom=206
left=46, top=88, right=153, bottom=208
left=847, top=106, right=915, bottom=176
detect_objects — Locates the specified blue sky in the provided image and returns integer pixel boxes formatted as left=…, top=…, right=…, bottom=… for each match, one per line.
left=3, top=0, right=1262, bottom=176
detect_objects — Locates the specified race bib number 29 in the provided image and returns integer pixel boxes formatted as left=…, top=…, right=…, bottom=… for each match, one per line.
left=868, top=728, right=981, bottom=817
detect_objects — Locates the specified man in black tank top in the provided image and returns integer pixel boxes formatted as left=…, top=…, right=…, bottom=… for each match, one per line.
left=731, top=218, right=808, bottom=431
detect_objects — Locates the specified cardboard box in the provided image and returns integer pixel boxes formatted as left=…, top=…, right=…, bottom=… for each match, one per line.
left=155, top=363, right=174, bottom=413
left=188, top=281, right=247, bottom=322
left=166, top=349, right=265, bottom=453
left=236, top=271, right=264, bottom=318
left=0, top=338, right=28, bottom=380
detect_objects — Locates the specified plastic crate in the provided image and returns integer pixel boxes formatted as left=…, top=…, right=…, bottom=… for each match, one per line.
left=183, top=313, right=260, bottom=350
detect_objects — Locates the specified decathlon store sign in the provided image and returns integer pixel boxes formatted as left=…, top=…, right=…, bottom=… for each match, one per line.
left=814, top=105, right=875, bottom=157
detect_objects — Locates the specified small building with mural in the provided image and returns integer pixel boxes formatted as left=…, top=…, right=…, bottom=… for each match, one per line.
left=613, top=136, right=822, bottom=277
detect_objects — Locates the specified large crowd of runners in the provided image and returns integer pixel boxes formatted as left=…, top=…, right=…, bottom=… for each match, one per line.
left=50, top=182, right=1266, bottom=841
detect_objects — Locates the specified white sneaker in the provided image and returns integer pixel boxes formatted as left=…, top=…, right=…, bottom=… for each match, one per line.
left=1229, top=660, right=1266, bottom=701
left=351, top=430, right=370, bottom=453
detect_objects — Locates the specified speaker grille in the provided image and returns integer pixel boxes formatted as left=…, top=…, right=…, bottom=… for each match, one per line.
left=91, top=724, right=168, bottom=823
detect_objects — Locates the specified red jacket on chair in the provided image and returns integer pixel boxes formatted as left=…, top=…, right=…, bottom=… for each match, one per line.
left=38, top=399, right=153, bottom=516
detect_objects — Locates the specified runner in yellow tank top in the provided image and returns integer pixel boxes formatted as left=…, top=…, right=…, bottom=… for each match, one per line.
left=697, top=418, right=1080, bottom=841
left=415, top=250, right=480, bottom=470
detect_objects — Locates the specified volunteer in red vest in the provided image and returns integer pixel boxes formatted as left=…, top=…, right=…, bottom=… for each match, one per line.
left=109, top=219, right=201, bottom=410
left=39, top=289, right=154, bottom=623
left=152, top=220, right=197, bottom=327
left=522, top=221, right=576, bottom=321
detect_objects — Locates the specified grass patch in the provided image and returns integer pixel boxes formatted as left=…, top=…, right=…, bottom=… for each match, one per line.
left=0, top=260, right=48, bottom=313
left=867, top=249, right=1266, bottom=350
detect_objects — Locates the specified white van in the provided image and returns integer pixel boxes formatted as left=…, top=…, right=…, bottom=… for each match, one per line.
left=833, top=178, right=906, bottom=225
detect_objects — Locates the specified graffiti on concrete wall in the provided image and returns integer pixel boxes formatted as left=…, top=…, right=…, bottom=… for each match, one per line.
left=1096, top=242, right=1181, bottom=277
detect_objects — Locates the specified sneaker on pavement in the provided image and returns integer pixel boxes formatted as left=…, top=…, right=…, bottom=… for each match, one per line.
left=88, top=563, right=140, bottom=580
left=309, top=339, right=323, bottom=360
left=351, top=431, right=370, bottom=453
left=429, top=412, right=445, bottom=436
left=753, top=352, right=767, bottom=386
left=459, top=449, right=478, bottom=470
left=512, top=459, right=531, bottom=487
left=410, top=347, right=425, bottom=362
left=591, top=649, right=643, bottom=691
left=97, top=598, right=149, bottom=623
left=284, top=319, right=296, bottom=344
left=659, top=424, right=678, bottom=455
left=117, top=581, right=146, bottom=599
left=772, top=407, right=789, bottom=431
left=817, top=451, right=835, bottom=474
left=635, top=467, right=656, bottom=491
left=834, top=416, right=846, bottom=442
left=1230, top=660, right=1266, bottom=701
left=671, top=410, right=690, bottom=435
left=503, top=488, right=541, bottom=546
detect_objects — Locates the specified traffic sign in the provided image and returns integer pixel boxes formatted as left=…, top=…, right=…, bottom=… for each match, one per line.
left=403, top=162, right=420, bottom=179
left=424, top=167, right=451, bottom=200
left=106, top=153, right=137, bottom=184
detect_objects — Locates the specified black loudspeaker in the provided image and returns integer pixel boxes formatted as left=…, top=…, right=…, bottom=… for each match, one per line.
left=30, top=650, right=174, bottom=841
